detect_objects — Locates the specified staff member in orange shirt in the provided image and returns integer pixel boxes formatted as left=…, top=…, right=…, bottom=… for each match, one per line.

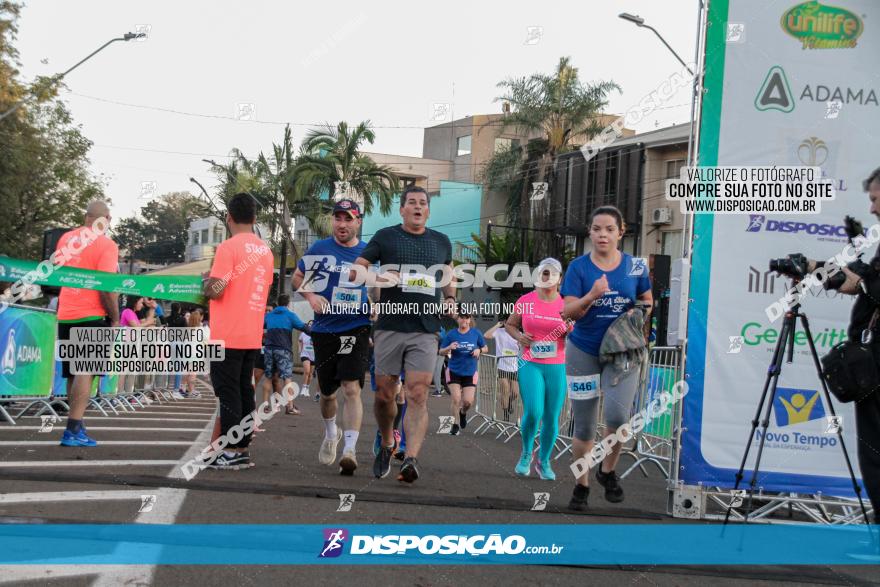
left=56, top=201, right=119, bottom=447
left=202, top=193, right=275, bottom=470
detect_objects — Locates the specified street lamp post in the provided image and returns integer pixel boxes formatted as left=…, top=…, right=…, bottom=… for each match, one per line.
left=618, top=13, right=694, bottom=75
left=0, top=32, right=145, bottom=122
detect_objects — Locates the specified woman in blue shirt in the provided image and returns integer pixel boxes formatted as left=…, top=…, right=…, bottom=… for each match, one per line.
left=439, top=313, right=488, bottom=436
left=561, top=205, right=652, bottom=511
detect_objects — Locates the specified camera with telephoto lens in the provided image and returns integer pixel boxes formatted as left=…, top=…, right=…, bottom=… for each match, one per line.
left=768, top=216, right=879, bottom=289
left=769, top=253, right=810, bottom=279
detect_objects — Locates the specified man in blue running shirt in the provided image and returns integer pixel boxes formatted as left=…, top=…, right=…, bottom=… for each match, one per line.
left=292, top=199, right=374, bottom=476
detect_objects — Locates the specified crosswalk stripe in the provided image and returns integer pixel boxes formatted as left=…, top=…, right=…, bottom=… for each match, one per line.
left=0, top=441, right=192, bottom=446
left=0, top=460, right=180, bottom=467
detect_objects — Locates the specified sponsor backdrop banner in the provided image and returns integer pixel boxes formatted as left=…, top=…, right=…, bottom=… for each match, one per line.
left=0, top=524, right=876, bottom=565
left=0, top=305, right=55, bottom=397
left=0, top=257, right=204, bottom=304
left=683, top=0, right=879, bottom=495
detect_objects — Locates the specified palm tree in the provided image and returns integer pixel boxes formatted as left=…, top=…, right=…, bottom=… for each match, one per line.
left=491, top=57, right=620, bottom=234
left=293, top=121, right=399, bottom=223
left=205, top=126, right=328, bottom=294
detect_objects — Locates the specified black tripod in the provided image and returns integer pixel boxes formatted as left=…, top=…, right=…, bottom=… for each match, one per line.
left=724, top=294, right=872, bottom=526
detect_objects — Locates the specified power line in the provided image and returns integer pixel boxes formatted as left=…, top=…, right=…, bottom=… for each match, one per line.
left=67, top=91, right=691, bottom=130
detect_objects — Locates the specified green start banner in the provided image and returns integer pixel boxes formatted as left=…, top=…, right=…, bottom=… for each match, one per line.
left=0, top=257, right=205, bottom=304
left=0, top=305, right=56, bottom=397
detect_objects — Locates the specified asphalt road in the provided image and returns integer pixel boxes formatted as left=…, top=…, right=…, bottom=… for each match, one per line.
left=0, top=377, right=877, bottom=586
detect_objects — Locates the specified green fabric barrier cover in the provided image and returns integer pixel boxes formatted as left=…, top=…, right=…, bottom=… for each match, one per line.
left=0, top=257, right=204, bottom=304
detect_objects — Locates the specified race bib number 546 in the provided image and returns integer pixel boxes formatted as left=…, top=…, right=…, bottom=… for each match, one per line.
left=567, top=374, right=600, bottom=400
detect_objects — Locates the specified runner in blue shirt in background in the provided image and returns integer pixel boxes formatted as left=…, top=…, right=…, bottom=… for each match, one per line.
left=439, top=313, right=487, bottom=436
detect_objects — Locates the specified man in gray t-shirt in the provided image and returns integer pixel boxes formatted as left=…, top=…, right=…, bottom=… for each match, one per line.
left=353, top=186, right=456, bottom=484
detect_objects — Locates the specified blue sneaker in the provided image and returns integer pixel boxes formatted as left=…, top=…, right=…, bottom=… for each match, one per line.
left=515, top=453, right=531, bottom=477
left=60, top=429, right=97, bottom=447
left=373, top=429, right=382, bottom=456
left=537, top=460, right=556, bottom=481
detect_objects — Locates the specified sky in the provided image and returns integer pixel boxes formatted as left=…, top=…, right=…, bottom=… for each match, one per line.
left=15, top=0, right=700, bottom=220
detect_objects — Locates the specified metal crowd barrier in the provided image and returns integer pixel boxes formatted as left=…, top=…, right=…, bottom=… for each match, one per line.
left=618, top=346, right=682, bottom=480
left=470, top=346, right=683, bottom=480
left=471, top=354, right=520, bottom=441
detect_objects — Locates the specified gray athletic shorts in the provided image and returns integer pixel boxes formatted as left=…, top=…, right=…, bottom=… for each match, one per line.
left=374, top=330, right=440, bottom=376
left=565, top=340, right=641, bottom=441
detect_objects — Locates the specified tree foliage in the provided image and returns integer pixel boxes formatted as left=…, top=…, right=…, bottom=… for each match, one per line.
left=293, top=120, right=399, bottom=229
left=483, top=57, right=619, bottom=232
left=0, top=1, right=106, bottom=260
left=114, top=192, right=209, bottom=265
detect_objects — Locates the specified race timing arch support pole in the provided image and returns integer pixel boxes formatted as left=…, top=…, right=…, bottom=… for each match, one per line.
left=668, top=0, right=708, bottom=516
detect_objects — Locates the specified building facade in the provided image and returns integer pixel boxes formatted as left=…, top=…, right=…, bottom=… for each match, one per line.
left=185, top=217, right=270, bottom=262
left=550, top=122, right=690, bottom=259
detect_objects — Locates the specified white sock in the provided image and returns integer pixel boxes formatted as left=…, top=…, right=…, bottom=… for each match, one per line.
left=343, top=430, right=359, bottom=452
left=324, top=417, right=337, bottom=440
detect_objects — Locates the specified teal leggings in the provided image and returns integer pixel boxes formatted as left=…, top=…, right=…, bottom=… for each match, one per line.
left=518, top=361, right=567, bottom=463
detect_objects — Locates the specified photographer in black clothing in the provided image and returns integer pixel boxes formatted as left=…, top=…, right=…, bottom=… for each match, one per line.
left=814, top=167, right=880, bottom=523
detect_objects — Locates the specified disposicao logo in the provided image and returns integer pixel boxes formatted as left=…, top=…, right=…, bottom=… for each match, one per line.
left=744, top=215, right=848, bottom=239
left=773, top=387, right=826, bottom=427
left=746, top=215, right=766, bottom=232
left=781, top=1, right=863, bottom=49
left=319, top=528, right=348, bottom=558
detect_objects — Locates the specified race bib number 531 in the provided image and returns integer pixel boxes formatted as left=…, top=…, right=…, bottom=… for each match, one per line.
left=567, top=374, right=600, bottom=400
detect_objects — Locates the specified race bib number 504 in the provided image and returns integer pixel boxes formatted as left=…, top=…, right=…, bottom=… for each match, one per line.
left=567, top=374, right=600, bottom=400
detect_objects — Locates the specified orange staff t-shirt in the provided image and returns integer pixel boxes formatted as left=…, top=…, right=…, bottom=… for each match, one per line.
left=208, top=233, right=275, bottom=350
left=56, top=227, right=119, bottom=322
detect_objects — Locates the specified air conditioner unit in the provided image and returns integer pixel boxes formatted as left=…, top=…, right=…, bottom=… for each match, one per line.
left=651, top=207, right=673, bottom=225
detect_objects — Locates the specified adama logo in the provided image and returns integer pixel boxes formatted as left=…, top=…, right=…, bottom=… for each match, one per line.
left=781, top=1, right=863, bottom=49
left=1, top=330, right=15, bottom=375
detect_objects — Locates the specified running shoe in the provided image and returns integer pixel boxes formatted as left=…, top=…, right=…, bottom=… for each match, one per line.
left=568, top=484, right=589, bottom=511
left=59, top=429, right=97, bottom=447
left=596, top=469, right=624, bottom=503
left=208, top=451, right=252, bottom=470
left=372, top=429, right=382, bottom=456
left=449, top=423, right=460, bottom=436
left=397, top=456, right=420, bottom=483
left=373, top=430, right=399, bottom=456
left=459, top=409, right=467, bottom=430
left=285, top=405, right=301, bottom=415
left=393, top=449, right=406, bottom=461
left=430, top=389, right=443, bottom=397
left=514, top=453, right=531, bottom=477
left=319, top=428, right=342, bottom=465
left=339, top=450, right=358, bottom=476
left=373, top=445, right=393, bottom=478
left=313, top=392, right=320, bottom=403
left=536, top=460, right=556, bottom=481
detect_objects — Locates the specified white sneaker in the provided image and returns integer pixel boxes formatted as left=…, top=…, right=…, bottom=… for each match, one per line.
left=339, top=449, right=358, bottom=476
left=301, top=386, right=310, bottom=398
left=319, top=428, right=342, bottom=465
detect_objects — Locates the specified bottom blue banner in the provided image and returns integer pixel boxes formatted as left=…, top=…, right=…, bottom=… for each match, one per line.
left=0, top=524, right=878, bottom=565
